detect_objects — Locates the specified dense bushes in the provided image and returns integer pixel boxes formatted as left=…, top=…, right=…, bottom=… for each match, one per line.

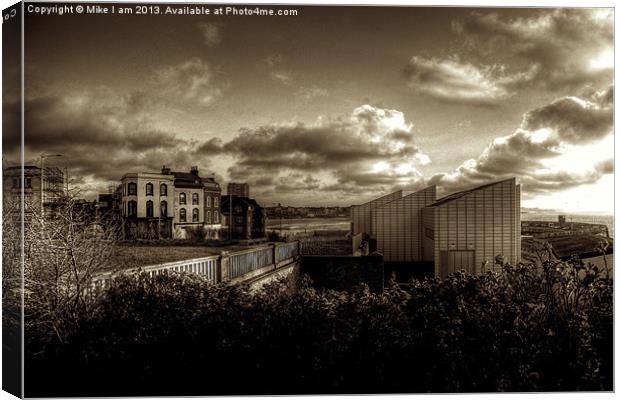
left=25, top=259, right=612, bottom=396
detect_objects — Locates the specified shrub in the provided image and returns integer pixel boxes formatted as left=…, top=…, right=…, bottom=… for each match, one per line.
left=24, top=259, right=612, bottom=396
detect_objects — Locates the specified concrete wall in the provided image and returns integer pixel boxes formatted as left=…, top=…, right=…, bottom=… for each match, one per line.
left=371, top=186, right=436, bottom=262
left=300, top=254, right=384, bottom=292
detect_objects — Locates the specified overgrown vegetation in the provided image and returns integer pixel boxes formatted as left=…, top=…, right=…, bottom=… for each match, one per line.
left=24, top=258, right=612, bottom=396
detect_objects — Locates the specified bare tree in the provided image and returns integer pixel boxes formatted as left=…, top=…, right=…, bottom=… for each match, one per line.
left=19, top=193, right=121, bottom=343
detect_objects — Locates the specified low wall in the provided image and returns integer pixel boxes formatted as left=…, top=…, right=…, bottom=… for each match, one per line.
left=93, top=241, right=300, bottom=289
left=300, top=254, right=384, bottom=292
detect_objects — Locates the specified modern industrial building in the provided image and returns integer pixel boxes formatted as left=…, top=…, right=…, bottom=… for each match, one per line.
left=422, top=178, right=521, bottom=278
left=352, top=178, right=521, bottom=278
left=371, top=186, right=436, bottom=262
left=350, top=190, right=402, bottom=236
left=227, top=182, right=250, bottom=197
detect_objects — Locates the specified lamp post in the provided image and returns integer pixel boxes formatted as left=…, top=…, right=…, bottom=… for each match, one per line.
left=40, top=153, right=62, bottom=213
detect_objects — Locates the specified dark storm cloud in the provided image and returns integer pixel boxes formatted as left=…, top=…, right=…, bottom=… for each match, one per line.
left=430, top=87, right=613, bottom=194
left=455, top=9, right=613, bottom=88
left=518, top=160, right=613, bottom=194
left=13, top=88, right=218, bottom=193
left=522, top=86, right=613, bottom=144
left=218, top=105, right=426, bottom=177
left=200, top=105, right=429, bottom=198
left=405, top=9, right=612, bottom=104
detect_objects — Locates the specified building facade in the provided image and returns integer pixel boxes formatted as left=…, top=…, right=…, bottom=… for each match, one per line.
left=3, top=165, right=65, bottom=217
left=351, top=178, right=521, bottom=278
left=350, top=190, right=402, bottom=236
left=119, top=166, right=222, bottom=239
left=221, top=196, right=266, bottom=240
left=203, top=176, right=222, bottom=238
left=422, top=178, right=521, bottom=278
left=371, top=186, right=436, bottom=262
left=227, top=182, right=250, bottom=197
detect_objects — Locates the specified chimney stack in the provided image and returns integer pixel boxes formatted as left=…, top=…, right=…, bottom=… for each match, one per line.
left=190, top=166, right=199, bottom=176
left=161, top=165, right=171, bottom=175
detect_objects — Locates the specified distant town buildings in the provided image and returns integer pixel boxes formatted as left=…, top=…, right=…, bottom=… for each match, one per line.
left=118, top=166, right=222, bottom=239
left=227, top=182, right=250, bottom=197
left=351, top=178, right=522, bottom=278
left=521, top=215, right=612, bottom=263
left=266, top=205, right=350, bottom=219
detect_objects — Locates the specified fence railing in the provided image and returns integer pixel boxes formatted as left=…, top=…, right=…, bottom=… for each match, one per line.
left=276, top=241, right=300, bottom=263
left=92, top=241, right=301, bottom=288
left=228, top=246, right=274, bottom=279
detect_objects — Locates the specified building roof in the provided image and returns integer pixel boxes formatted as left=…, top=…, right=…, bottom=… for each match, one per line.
left=221, top=195, right=263, bottom=209
left=202, top=177, right=221, bottom=190
left=352, top=190, right=403, bottom=208
left=427, top=178, right=516, bottom=207
left=172, top=171, right=203, bottom=188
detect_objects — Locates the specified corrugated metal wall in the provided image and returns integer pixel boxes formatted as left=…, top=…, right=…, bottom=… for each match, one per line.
left=432, top=178, right=520, bottom=278
left=371, top=186, right=436, bottom=262
left=350, top=190, right=402, bottom=236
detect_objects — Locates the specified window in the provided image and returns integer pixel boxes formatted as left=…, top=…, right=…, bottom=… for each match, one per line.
left=235, top=206, right=242, bottom=213
left=179, top=192, right=186, bottom=205
left=179, top=208, right=186, bottom=222
left=25, top=178, right=31, bottom=188
left=235, top=216, right=243, bottom=223
left=206, top=196, right=211, bottom=207
left=206, top=211, right=211, bottom=223
left=128, top=182, right=137, bottom=195
left=160, top=200, right=167, bottom=217
left=213, top=212, right=219, bottom=223
left=12, top=178, right=20, bottom=188
left=128, top=200, right=137, bottom=217
left=192, top=193, right=199, bottom=205
left=146, top=183, right=153, bottom=196
left=146, top=200, right=154, bottom=217
left=214, top=197, right=218, bottom=208
left=160, top=183, right=167, bottom=196
left=192, top=208, right=199, bottom=222
left=424, top=227, right=434, bottom=239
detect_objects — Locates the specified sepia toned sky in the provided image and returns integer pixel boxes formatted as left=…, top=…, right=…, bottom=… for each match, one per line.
left=4, top=4, right=614, bottom=212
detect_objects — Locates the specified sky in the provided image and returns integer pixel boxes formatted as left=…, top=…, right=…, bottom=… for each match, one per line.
left=3, top=4, right=614, bottom=212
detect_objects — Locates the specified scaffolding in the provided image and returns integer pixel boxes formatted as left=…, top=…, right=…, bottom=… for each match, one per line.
left=42, top=166, right=65, bottom=205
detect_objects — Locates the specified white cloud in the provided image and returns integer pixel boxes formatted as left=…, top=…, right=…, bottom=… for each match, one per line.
left=403, top=56, right=537, bottom=105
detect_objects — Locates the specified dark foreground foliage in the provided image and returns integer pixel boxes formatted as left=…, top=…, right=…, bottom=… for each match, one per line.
left=25, top=260, right=612, bottom=396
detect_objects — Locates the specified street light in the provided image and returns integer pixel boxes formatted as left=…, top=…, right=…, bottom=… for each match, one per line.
left=40, top=153, right=62, bottom=212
